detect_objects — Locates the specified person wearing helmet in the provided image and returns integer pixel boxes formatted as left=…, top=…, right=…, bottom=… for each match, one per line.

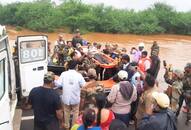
left=137, top=92, right=177, bottom=130
left=27, top=72, right=63, bottom=130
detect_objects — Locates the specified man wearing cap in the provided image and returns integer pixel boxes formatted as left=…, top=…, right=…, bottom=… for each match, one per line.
left=137, top=92, right=177, bottom=130
left=80, top=68, right=103, bottom=110
left=133, top=42, right=145, bottom=63
left=55, top=60, right=86, bottom=130
left=164, top=69, right=184, bottom=113
left=27, top=72, right=63, bottom=130
left=107, top=70, right=137, bottom=125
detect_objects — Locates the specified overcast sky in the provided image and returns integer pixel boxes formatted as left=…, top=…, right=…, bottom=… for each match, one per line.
left=0, top=0, right=190, bottom=12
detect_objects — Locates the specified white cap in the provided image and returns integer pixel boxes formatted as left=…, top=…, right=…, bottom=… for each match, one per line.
left=152, top=92, right=170, bottom=108
left=117, top=70, right=128, bottom=80
left=138, top=42, right=145, bottom=47
left=173, top=69, right=184, bottom=78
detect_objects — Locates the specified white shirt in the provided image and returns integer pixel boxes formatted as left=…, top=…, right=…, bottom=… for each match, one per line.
left=123, top=63, right=129, bottom=70
left=131, top=72, right=141, bottom=86
left=131, top=72, right=143, bottom=89
left=55, top=70, right=86, bottom=105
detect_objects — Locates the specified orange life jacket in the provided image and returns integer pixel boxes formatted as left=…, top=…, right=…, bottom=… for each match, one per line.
left=138, top=57, right=151, bottom=73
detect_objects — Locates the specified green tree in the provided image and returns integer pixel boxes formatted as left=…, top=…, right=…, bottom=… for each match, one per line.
left=0, top=1, right=190, bottom=35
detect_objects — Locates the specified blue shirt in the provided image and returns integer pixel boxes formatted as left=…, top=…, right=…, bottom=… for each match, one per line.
left=78, top=125, right=101, bottom=130
left=28, top=87, right=61, bottom=125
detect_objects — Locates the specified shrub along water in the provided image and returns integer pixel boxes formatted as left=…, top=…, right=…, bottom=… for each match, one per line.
left=0, top=0, right=190, bottom=34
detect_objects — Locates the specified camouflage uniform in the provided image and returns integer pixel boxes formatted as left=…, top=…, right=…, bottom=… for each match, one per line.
left=183, top=72, right=191, bottom=92
left=164, top=69, right=183, bottom=112
left=53, top=44, right=73, bottom=66
left=176, top=63, right=191, bottom=121
left=182, top=71, right=191, bottom=123
left=79, top=57, right=96, bottom=71
left=80, top=81, right=104, bottom=110
left=171, top=81, right=183, bottom=111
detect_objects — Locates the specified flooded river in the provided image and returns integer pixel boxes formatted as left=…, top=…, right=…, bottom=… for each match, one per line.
left=7, top=26, right=191, bottom=90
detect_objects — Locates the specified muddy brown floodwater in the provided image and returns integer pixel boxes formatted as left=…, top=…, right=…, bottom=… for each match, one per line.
left=7, top=26, right=191, bottom=90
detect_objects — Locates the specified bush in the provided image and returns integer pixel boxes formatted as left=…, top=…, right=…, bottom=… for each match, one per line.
left=15, top=26, right=22, bottom=31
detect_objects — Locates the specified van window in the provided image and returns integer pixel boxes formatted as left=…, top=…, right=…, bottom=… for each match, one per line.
left=0, top=60, right=5, bottom=100
left=20, top=40, right=46, bottom=63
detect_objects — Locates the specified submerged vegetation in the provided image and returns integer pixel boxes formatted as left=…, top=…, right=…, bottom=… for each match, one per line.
left=0, top=0, right=190, bottom=34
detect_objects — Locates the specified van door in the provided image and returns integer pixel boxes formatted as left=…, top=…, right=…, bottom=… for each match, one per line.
left=17, top=35, right=48, bottom=97
left=0, top=51, right=12, bottom=130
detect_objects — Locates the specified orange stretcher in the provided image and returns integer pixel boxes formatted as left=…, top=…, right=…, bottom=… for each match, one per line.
left=92, top=53, right=118, bottom=69
left=97, top=79, right=116, bottom=89
left=55, top=75, right=115, bottom=92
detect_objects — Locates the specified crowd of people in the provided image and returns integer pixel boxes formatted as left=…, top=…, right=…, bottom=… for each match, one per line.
left=27, top=30, right=191, bottom=130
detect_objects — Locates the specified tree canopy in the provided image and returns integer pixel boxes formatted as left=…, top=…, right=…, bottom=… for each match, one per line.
left=0, top=0, right=190, bottom=34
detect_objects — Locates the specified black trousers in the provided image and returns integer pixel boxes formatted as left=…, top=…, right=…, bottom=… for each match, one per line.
left=34, top=119, right=60, bottom=130
left=130, top=94, right=140, bottom=120
left=176, top=94, right=184, bottom=116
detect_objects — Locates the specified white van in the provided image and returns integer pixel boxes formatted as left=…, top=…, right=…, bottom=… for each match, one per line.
left=0, top=25, right=48, bottom=130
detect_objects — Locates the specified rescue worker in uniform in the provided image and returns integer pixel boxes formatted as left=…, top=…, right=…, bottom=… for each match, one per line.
left=72, top=29, right=83, bottom=48
left=176, top=63, right=191, bottom=124
left=80, top=68, right=104, bottom=110
left=164, top=69, right=184, bottom=113
left=54, top=34, right=66, bottom=53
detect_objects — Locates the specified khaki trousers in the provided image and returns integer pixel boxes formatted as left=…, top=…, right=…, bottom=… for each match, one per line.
left=63, top=104, right=79, bottom=129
